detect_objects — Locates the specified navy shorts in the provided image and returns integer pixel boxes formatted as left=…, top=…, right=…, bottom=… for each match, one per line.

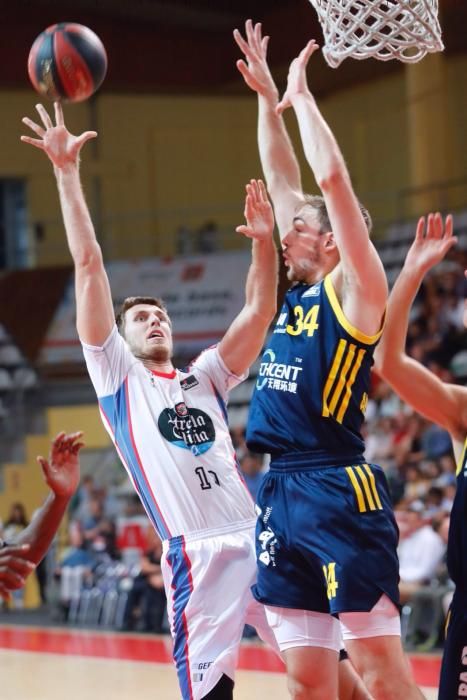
left=252, top=454, right=400, bottom=614
left=438, top=591, right=467, bottom=700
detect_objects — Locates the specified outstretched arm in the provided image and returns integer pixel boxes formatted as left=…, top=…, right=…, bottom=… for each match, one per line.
left=0, top=432, right=83, bottom=600
left=374, top=214, right=466, bottom=441
left=21, top=102, right=115, bottom=346
left=219, top=179, right=277, bottom=375
left=278, top=42, right=387, bottom=336
left=234, top=20, right=303, bottom=238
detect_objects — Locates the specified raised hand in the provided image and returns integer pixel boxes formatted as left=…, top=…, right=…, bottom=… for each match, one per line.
left=37, top=431, right=84, bottom=498
left=233, top=19, right=278, bottom=101
left=236, top=179, right=274, bottom=241
left=0, top=544, right=35, bottom=601
left=21, top=102, right=97, bottom=169
left=276, top=40, right=320, bottom=116
left=404, top=213, right=456, bottom=276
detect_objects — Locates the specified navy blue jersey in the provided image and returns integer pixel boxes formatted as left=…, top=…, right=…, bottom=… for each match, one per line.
left=447, top=439, right=467, bottom=591
left=246, top=275, right=383, bottom=456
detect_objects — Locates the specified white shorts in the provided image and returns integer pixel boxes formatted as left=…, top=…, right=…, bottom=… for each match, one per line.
left=265, top=594, right=401, bottom=654
left=161, top=522, right=279, bottom=700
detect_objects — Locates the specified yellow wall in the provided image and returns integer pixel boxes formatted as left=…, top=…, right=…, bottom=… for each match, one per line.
left=0, top=404, right=110, bottom=519
left=1, top=51, right=466, bottom=265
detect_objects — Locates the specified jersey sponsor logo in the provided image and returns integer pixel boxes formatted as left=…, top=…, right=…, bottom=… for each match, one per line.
left=158, top=407, right=215, bottom=455
left=175, top=402, right=188, bottom=417
left=180, top=375, right=199, bottom=391
left=274, top=311, right=288, bottom=334
left=193, top=660, right=213, bottom=682
left=258, top=526, right=278, bottom=568
left=256, top=349, right=303, bottom=394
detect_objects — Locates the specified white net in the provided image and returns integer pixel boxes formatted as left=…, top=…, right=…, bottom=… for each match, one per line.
left=308, top=0, right=444, bottom=68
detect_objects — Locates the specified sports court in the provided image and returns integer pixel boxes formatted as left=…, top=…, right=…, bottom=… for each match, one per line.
left=0, top=625, right=441, bottom=699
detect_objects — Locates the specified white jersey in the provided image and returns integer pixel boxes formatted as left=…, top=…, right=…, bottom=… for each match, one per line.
left=82, top=327, right=255, bottom=540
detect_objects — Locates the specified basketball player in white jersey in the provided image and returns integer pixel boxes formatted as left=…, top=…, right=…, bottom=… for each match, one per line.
left=21, top=101, right=278, bottom=700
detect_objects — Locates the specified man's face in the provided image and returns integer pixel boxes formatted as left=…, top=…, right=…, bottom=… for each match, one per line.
left=281, top=206, right=326, bottom=283
left=123, top=303, right=173, bottom=362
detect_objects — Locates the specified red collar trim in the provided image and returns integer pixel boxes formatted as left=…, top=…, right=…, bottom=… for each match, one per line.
left=149, top=369, right=177, bottom=379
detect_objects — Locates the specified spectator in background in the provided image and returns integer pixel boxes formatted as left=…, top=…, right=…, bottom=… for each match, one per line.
left=2, top=502, right=28, bottom=542
left=2, top=502, right=29, bottom=608
left=176, top=224, right=194, bottom=256
left=70, top=473, right=95, bottom=522
left=121, top=529, right=166, bottom=633
left=198, top=220, right=219, bottom=253
left=396, top=504, right=446, bottom=604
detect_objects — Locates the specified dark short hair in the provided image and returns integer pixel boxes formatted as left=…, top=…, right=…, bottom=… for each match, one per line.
left=115, top=296, right=168, bottom=336
left=300, top=194, right=372, bottom=234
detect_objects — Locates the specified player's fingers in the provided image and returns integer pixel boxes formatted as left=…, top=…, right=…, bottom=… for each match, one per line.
left=253, top=22, right=262, bottom=51
left=425, top=213, right=436, bottom=239
left=415, top=216, right=425, bottom=241
left=71, top=441, right=85, bottom=455
left=433, top=212, right=443, bottom=239
left=233, top=31, right=254, bottom=61
left=235, top=225, right=253, bottom=238
left=63, top=431, right=84, bottom=444
left=236, top=60, right=254, bottom=83
left=261, top=36, right=270, bottom=55
left=20, top=135, right=45, bottom=149
left=21, top=117, right=45, bottom=138
left=300, top=40, right=319, bottom=64
left=54, top=101, right=64, bottom=126
left=250, top=179, right=261, bottom=201
left=258, top=179, right=268, bottom=202
left=276, top=100, right=288, bottom=116
left=445, top=214, right=454, bottom=239
left=35, top=103, right=53, bottom=129
left=245, top=18, right=255, bottom=44
left=76, top=131, right=97, bottom=148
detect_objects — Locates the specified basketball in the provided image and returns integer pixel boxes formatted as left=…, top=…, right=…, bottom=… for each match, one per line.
left=27, top=23, right=107, bottom=102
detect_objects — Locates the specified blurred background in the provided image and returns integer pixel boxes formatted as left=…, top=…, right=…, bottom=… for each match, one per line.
left=0, top=0, right=465, bottom=652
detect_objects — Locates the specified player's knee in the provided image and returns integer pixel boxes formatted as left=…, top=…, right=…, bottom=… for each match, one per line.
left=202, top=673, right=234, bottom=700
left=286, top=668, right=334, bottom=700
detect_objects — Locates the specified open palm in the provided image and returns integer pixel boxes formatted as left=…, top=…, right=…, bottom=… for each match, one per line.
left=405, top=213, right=456, bottom=275
left=21, top=102, right=96, bottom=168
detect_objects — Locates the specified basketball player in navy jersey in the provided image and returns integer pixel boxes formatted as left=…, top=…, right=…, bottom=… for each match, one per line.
left=235, top=21, right=422, bottom=699
left=0, top=431, right=83, bottom=601
left=374, top=212, right=467, bottom=700
left=21, top=102, right=279, bottom=700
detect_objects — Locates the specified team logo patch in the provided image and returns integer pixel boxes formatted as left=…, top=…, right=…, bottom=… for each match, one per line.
left=175, top=402, right=188, bottom=417
left=180, top=375, right=199, bottom=391
left=158, top=407, right=215, bottom=455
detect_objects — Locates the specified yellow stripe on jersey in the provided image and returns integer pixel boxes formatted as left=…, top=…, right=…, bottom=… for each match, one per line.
left=328, top=343, right=356, bottom=416
left=346, top=465, right=383, bottom=513
left=323, top=274, right=385, bottom=345
left=355, top=465, right=377, bottom=511
left=456, top=438, right=467, bottom=477
left=345, top=466, right=366, bottom=513
left=363, top=464, right=383, bottom=510
left=444, top=608, right=451, bottom=639
left=322, top=339, right=347, bottom=418
left=336, top=348, right=366, bottom=423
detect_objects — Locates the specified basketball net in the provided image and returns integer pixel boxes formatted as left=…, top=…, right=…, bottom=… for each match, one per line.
left=308, top=0, right=444, bottom=67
